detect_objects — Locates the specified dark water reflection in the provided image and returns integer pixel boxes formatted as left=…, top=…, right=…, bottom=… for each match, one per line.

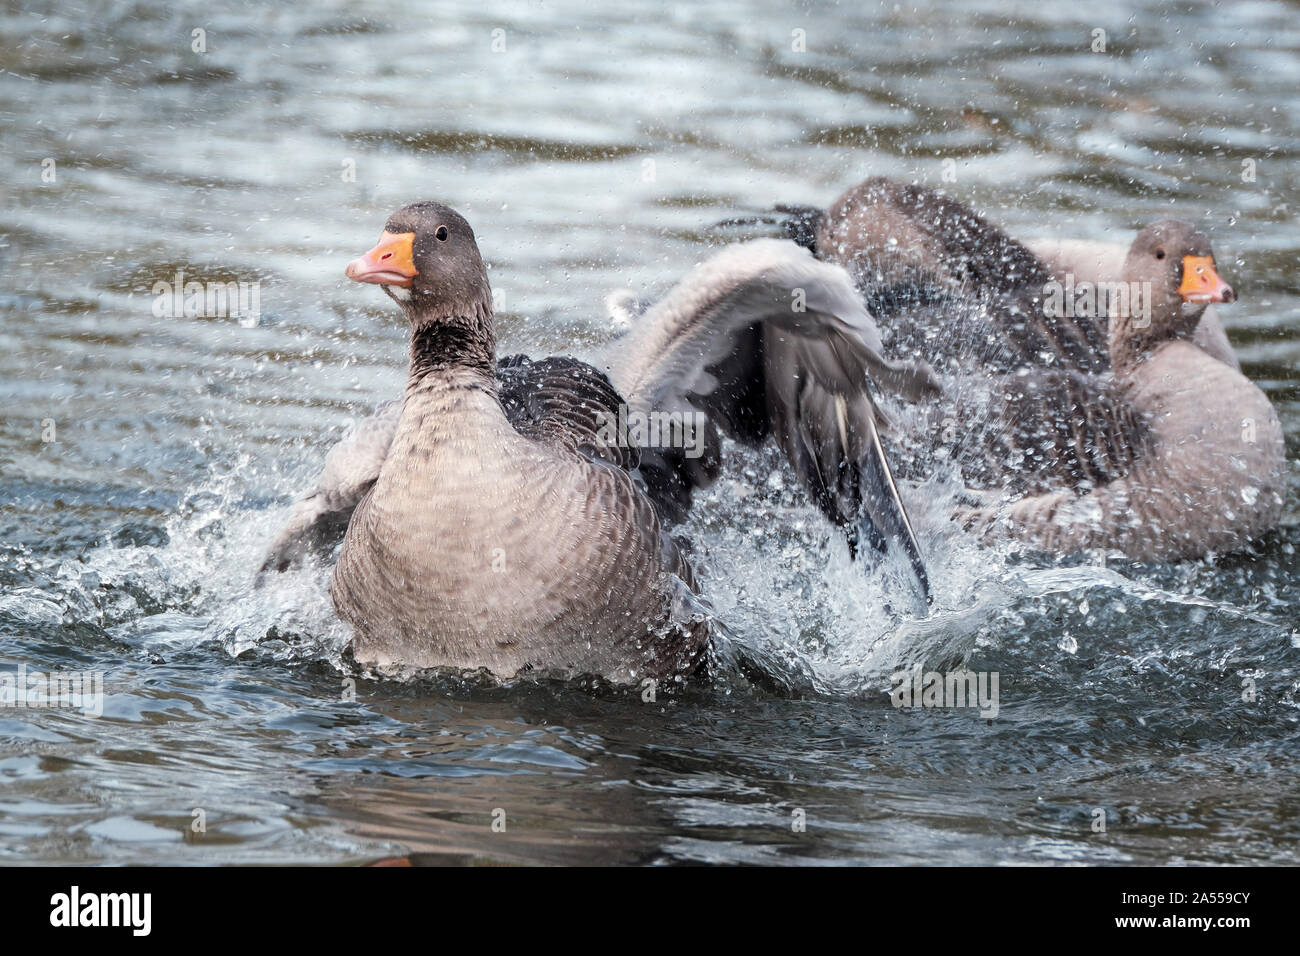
left=1, top=0, right=1297, bottom=864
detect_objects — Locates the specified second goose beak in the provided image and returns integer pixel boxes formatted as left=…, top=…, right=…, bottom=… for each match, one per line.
left=1178, top=255, right=1235, bottom=304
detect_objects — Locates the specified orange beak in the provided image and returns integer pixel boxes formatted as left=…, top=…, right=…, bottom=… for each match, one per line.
left=1178, top=255, right=1235, bottom=304
left=345, top=231, right=418, bottom=286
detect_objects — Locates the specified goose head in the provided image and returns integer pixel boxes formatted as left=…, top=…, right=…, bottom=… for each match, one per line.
left=1111, top=220, right=1234, bottom=367
left=1123, top=220, right=1234, bottom=333
left=345, top=202, right=493, bottom=329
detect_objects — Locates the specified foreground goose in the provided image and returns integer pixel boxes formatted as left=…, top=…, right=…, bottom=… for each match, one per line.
left=769, top=178, right=1286, bottom=559
left=261, top=203, right=936, bottom=682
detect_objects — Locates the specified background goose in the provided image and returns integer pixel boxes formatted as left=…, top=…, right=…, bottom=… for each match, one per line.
left=260, top=203, right=936, bottom=682
left=764, top=178, right=1286, bottom=558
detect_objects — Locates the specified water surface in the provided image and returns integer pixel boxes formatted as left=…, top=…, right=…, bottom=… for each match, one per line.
left=1, top=0, right=1298, bottom=864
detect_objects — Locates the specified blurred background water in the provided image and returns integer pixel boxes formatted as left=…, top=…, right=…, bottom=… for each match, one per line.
left=1, top=0, right=1297, bottom=864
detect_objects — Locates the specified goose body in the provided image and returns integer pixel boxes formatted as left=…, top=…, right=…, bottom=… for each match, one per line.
left=775, top=178, right=1286, bottom=558
left=262, top=203, right=934, bottom=681
left=967, top=338, right=1284, bottom=558
left=333, top=359, right=700, bottom=682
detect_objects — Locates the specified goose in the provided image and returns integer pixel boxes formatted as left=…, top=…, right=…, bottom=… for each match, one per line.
left=765, top=178, right=1286, bottom=559
left=259, top=202, right=938, bottom=683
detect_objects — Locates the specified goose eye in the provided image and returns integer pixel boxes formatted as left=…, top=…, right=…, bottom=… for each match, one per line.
left=435, top=226, right=449, bottom=242
left=1155, top=248, right=1166, bottom=260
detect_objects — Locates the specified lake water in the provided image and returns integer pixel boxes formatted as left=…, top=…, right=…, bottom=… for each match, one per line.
left=1, top=0, right=1298, bottom=864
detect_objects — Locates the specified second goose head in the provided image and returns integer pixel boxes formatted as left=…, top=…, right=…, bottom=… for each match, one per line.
left=1114, top=220, right=1235, bottom=366
left=346, top=202, right=495, bottom=371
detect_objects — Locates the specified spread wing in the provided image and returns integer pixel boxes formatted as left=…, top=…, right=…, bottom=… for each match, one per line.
left=604, top=238, right=939, bottom=602
left=806, top=178, right=1111, bottom=375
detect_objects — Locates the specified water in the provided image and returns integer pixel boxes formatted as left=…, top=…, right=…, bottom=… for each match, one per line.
left=2, top=0, right=1298, bottom=864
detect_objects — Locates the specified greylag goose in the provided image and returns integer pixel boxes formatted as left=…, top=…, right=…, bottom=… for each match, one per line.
left=766, top=178, right=1286, bottom=559
left=260, top=203, right=937, bottom=682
